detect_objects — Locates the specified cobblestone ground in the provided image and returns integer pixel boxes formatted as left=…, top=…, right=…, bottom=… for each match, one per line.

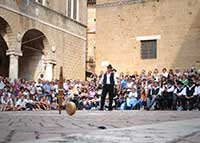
left=0, top=110, right=200, bottom=143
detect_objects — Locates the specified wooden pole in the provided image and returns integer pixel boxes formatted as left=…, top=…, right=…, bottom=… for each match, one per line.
left=58, top=66, right=64, bottom=114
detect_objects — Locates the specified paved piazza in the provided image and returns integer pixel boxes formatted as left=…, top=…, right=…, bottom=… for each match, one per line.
left=0, top=111, right=200, bottom=143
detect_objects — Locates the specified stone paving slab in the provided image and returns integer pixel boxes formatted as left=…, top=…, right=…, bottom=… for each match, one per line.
left=0, top=111, right=200, bottom=143
left=26, top=118, right=200, bottom=143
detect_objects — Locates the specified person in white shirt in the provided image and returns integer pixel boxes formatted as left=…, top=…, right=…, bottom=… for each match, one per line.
left=15, top=96, right=26, bottom=110
left=196, top=81, right=200, bottom=110
left=183, top=80, right=198, bottom=110
left=0, top=77, right=5, bottom=90
left=161, top=80, right=175, bottom=110
left=152, top=68, right=160, bottom=82
left=161, top=68, right=168, bottom=78
left=35, top=79, right=43, bottom=99
left=126, top=87, right=138, bottom=110
left=99, top=64, right=117, bottom=111
left=147, top=80, right=162, bottom=110
left=1, top=95, right=13, bottom=111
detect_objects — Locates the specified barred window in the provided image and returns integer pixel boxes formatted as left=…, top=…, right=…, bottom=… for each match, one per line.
left=141, top=40, right=157, bottom=59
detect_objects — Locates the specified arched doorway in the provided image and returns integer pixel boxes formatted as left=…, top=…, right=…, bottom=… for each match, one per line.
left=0, top=17, right=10, bottom=77
left=19, top=29, right=48, bottom=80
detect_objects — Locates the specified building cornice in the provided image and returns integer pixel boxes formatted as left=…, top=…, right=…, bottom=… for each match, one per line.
left=34, top=2, right=87, bottom=28
left=96, top=0, right=146, bottom=8
left=0, top=4, right=86, bottom=41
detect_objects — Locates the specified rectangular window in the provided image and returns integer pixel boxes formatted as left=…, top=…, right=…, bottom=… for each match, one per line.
left=141, top=40, right=157, bottom=59
left=68, top=0, right=71, bottom=17
left=73, top=0, right=77, bottom=19
left=35, top=0, right=48, bottom=6
left=65, top=0, right=68, bottom=16
left=35, top=0, right=42, bottom=4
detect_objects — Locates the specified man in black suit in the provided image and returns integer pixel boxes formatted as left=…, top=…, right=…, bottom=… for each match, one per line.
left=99, top=64, right=117, bottom=111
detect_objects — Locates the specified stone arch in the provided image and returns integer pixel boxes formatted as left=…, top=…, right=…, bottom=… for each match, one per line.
left=19, top=28, right=50, bottom=80
left=0, top=16, right=12, bottom=77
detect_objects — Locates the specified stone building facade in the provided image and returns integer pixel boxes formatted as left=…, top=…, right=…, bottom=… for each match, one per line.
left=0, top=0, right=87, bottom=81
left=86, top=0, right=96, bottom=73
left=95, top=0, right=200, bottom=74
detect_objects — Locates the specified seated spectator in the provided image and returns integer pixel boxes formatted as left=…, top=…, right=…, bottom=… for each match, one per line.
left=147, top=80, right=162, bottom=110
left=153, top=68, right=160, bottom=81
left=88, top=88, right=96, bottom=100
left=183, top=80, right=198, bottom=110
left=161, top=68, right=168, bottom=78
left=23, top=88, right=30, bottom=98
left=15, top=95, right=26, bottom=111
left=1, top=94, right=13, bottom=111
left=197, top=81, right=200, bottom=110
left=138, top=87, right=147, bottom=109
left=180, top=74, right=189, bottom=86
left=0, top=65, right=199, bottom=112
left=161, top=80, right=175, bottom=110
left=80, top=88, right=88, bottom=99
left=173, top=80, right=185, bottom=111
left=126, top=87, right=138, bottom=110
left=31, top=94, right=41, bottom=110
left=39, top=96, right=50, bottom=110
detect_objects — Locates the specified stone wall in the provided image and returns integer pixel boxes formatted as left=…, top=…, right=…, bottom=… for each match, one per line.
left=86, top=3, right=96, bottom=72
left=95, top=0, right=200, bottom=74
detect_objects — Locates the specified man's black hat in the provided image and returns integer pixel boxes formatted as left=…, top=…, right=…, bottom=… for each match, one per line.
left=107, top=64, right=113, bottom=69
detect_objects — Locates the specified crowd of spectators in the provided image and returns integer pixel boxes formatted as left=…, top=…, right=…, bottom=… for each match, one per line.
left=0, top=66, right=200, bottom=111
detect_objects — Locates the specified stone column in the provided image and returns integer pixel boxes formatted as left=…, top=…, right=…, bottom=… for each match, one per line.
left=44, top=60, right=56, bottom=81
left=45, top=63, right=53, bottom=81
left=6, top=50, right=22, bottom=81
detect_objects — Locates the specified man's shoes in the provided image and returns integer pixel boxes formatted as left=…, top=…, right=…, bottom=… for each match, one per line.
left=108, top=107, right=113, bottom=111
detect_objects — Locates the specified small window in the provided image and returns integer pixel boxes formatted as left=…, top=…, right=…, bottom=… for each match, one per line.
left=35, top=0, right=48, bottom=6
left=35, top=0, right=42, bottom=4
left=68, top=0, right=72, bottom=17
left=73, top=0, right=77, bottom=19
left=141, top=40, right=157, bottom=59
left=38, top=0, right=43, bottom=3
